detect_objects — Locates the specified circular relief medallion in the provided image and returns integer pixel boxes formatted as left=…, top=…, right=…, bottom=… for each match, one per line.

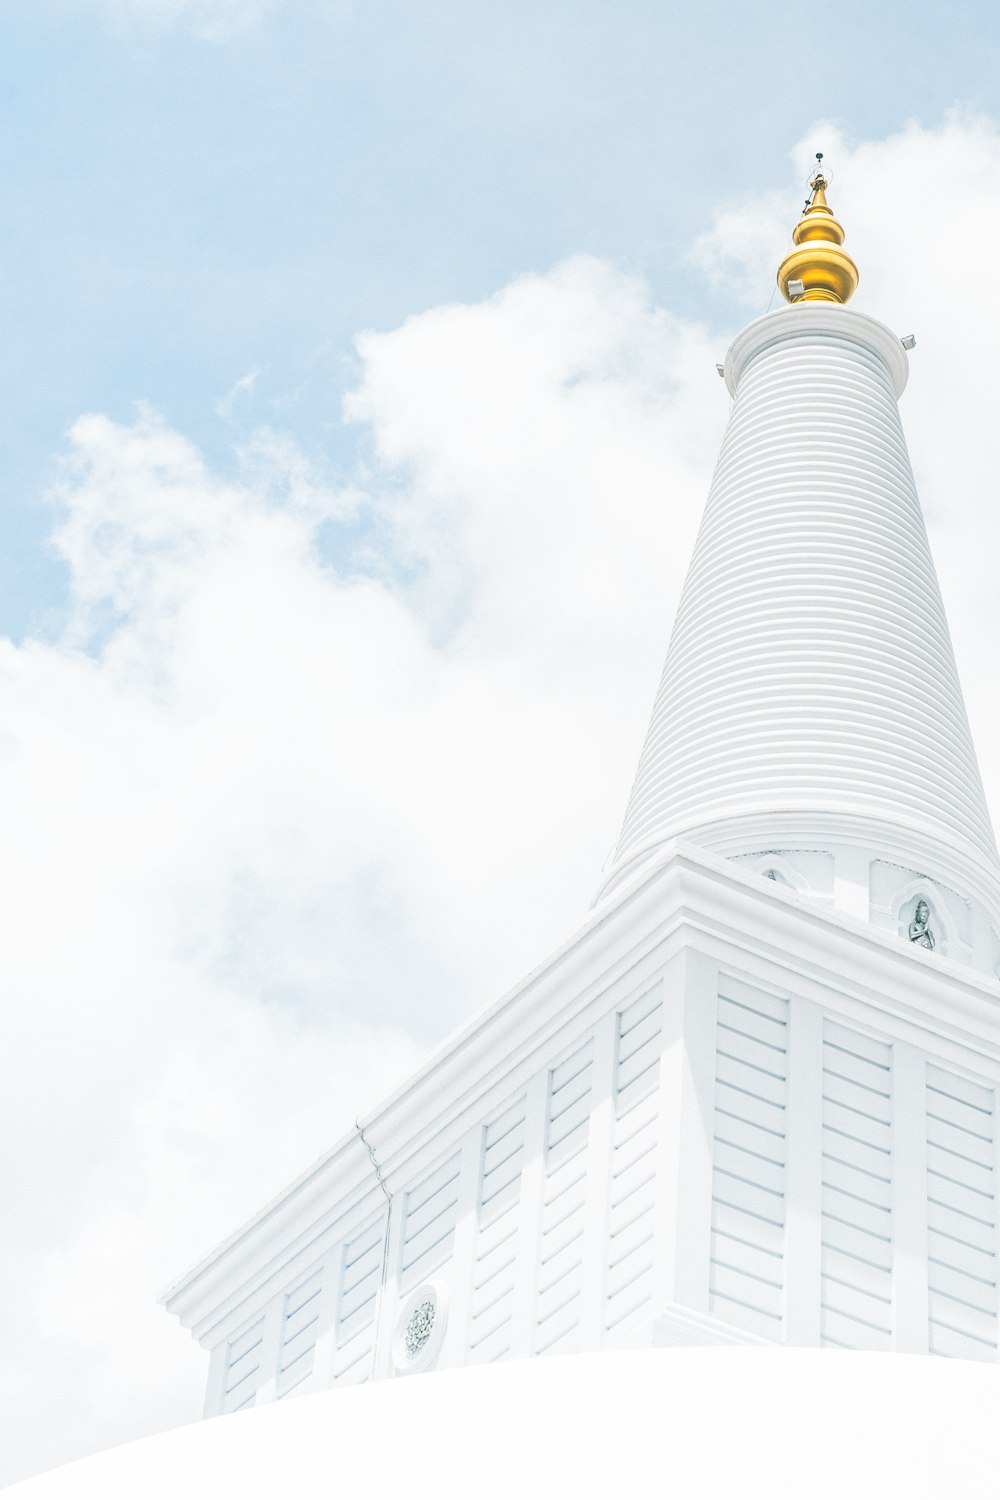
left=404, top=1298, right=436, bottom=1358
left=392, top=1281, right=448, bottom=1375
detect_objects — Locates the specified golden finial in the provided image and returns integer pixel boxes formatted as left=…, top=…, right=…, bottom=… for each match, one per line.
left=776, top=153, right=859, bottom=305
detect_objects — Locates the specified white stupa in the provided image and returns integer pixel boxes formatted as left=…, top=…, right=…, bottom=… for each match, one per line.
left=18, top=163, right=1000, bottom=1496
left=162, top=159, right=1000, bottom=1388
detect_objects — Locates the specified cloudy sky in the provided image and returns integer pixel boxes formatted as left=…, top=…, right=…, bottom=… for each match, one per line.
left=5, top=0, right=1000, bottom=1486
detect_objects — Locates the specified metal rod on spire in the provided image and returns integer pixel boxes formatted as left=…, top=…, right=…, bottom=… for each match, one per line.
left=777, top=153, right=858, bottom=305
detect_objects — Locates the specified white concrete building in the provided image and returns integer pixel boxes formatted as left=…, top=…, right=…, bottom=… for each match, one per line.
left=163, top=165, right=1000, bottom=1413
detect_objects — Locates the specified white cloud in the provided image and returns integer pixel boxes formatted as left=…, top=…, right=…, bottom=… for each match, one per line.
left=82, top=0, right=278, bottom=43
left=0, top=256, right=718, bottom=1484
left=216, top=368, right=260, bottom=419
left=10, top=115, right=1000, bottom=1486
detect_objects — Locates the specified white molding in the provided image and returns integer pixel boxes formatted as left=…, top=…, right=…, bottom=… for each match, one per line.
left=723, top=305, right=910, bottom=398
left=744, top=852, right=810, bottom=895
left=651, top=1302, right=774, bottom=1348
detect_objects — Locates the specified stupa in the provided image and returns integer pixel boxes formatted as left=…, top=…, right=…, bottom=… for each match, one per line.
left=163, top=159, right=1000, bottom=1416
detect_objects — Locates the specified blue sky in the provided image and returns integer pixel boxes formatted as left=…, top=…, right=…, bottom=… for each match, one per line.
left=4, top=0, right=1000, bottom=638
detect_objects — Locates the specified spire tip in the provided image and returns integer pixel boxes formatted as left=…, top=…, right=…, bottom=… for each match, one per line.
left=776, top=154, right=858, bottom=306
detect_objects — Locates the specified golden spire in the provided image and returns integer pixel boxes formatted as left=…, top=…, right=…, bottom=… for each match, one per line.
left=776, top=153, right=859, bottom=305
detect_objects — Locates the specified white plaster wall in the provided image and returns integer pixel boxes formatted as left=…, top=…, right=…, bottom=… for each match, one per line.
left=201, top=897, right=1000, bottom=1417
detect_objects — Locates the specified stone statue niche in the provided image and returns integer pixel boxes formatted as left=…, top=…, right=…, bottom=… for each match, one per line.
left=908, top=897, right=936, bottom=951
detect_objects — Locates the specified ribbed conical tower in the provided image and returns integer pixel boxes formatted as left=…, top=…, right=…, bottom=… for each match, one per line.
left=601, top=165, right=1000, bottom=953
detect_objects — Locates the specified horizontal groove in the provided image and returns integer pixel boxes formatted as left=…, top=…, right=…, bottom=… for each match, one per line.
left=712, top=1194, right=784, bottom=1230
left=717, top=1048, right=786, bottom=1084
left=608, top=1255, right=655, bottom=1301
left=469, top=1311, right=512, bottom=1352
left=473, top=1249, right=516, bottom=1296
left=822, top=1271, right=890, bottom=1306
left=536, top=1285, right=581, bottom=1327
left=606, top=1287, right=653, bottom=1332
left=279, top=1339, right=316, bottom=1375
left=719, top=994, right=788, bottom=1028
left=710, top=1255, right=782, bottom=1292
left=472, top=1276, right=515, bottom=1321
left=610, top=1166, right=656, bottom=1213
left=927, top=1254, right=996, bottom=1289
left=928, top=1317, right=998, bottom=1350
left=335, top=1341, right=374, bottom=1377
left=717, top=1019, right=786, bottom=1056
left=484, top=1111, right=526, bottom=1153
left=715, top=1104, right=785, bottom=1142
left=927, top=1196, right=996, bottom=1230
left=926, top=1110, right=993, bottom=1145
left=821, top=1209, right=891, bottom=1246
left=718, top=1080, right=786, bottom=1113
left=225, top=1360, right=261, bottom=1395
left=820, top=1240, right=891, bottom=1275
left=550, top=1052, right=593, bottom=1093
left=716, top=1134, right=785, bottom=1170
left=609, top=1198, right=657, bottom=1244
left=928, top=1223, right=997, bottom=1256
left=821, top=1150, right=891, bottom=1185
left=344, top=1226, right=384, bottom=1272
left=822, top=1065, right=890, bottom=1101
left=713, top=1226, right=782, bottom=1263
left=714, top=1165, right=784, bottom=1200
left=401, top=1220, right=455, bottom=1272
left=822, top=1094, right=891, bottom=1129
left=609, top=1227, right=655, bottom=1273
left=825, top=1040, right=891, bottom=1072
left=618, top=993, right=663, bottom=1036
left=927, top=1166, right=995, bottom=1202
left=822, top=1181, right=891, bottom=1215
left=928, top=1283, right=997, bottom=1317
left=544, top=1182, right=587, bottom=1234
left=822, top=1122, right=891, bottom=1156
left=710, top=1288, right=781, bottom=1322
left=819, top=1302, right=890, bottom=1336
left=927, top=1083, right=994, bottom=1118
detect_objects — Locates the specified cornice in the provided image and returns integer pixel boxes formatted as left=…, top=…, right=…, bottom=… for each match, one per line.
left=599, top=807, right=1000, bottom=923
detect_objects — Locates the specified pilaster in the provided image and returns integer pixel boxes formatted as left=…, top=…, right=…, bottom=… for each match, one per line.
left=652, top=945, right=718, bottom=1318
left=577, top=1008, right=618, bottom=1347
left=892, top=1039, right=930, bottom=1353
left=507, top=1068, right=550, bottom=1358
left=784, top=993, right=824, bottom=1344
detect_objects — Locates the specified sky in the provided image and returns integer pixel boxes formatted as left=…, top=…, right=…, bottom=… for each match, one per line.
left=5, top=0, right=1000, bottom=1487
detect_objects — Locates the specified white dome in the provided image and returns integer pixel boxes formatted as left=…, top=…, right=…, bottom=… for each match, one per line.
left=603, top=305, right=1000, bottom=907
left=11, top=1347, right=1000, bottom=1498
